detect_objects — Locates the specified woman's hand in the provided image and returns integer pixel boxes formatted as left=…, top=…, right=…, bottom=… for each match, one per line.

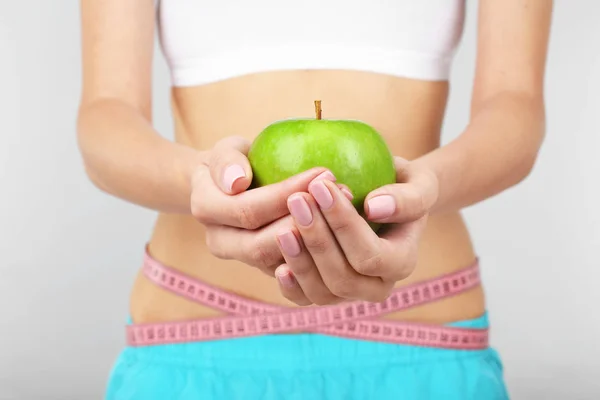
left=190, top=136, right=337, bottom=276
left=274, top=157, right=439, bottom=305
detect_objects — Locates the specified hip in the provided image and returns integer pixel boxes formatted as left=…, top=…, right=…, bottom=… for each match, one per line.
left=113, top=235, right=503, bottom=399
left=107, top=312, right=507, bottom=400
left=131, top=211, right=484, bottom=325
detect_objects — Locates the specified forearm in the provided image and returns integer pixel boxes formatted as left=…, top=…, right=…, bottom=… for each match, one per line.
left=76, top=99, right=206, bottom=214
left=414, top=91, right=546, bottom=214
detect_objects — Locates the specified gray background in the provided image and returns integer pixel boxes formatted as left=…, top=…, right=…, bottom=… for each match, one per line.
left=1, top=2, right=599, bottom=399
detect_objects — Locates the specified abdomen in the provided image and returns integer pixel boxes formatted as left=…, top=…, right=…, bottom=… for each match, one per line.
left=132, top=69, right=483, bottom=325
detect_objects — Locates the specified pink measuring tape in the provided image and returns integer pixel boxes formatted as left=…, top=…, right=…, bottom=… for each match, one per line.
left=127, top=251, right=489, bottom=350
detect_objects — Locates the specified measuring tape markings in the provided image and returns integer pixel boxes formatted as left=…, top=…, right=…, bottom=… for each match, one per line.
left=126, top=254, right=488, bottom=349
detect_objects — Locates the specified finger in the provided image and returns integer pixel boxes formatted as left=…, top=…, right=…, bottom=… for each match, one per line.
left=307, top=179, right=389, bottom=277
left=375, top=217, right=429, bottom=281
left=275, top=229, right=342, bottom=305
left=336, top=183, right=354, bottom=201
left=192, top=167, right=334, bottom=230
left=288, top=192, right=390, bottom=303
left=364, top=157, right=439, bottom=224
left=205, top=215, right=296, bottom=273
left=308, top=179, right=407, bottom=283
left=275, top=265, right=312, bottom=306
left=208, top=136, right=253, bottom=194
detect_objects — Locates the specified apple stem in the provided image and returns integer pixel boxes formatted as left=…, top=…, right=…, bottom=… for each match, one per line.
left=314, top=100, right=322, bottom=120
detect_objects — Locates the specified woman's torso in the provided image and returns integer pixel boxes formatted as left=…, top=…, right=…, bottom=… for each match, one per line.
left=130, top=0, right=485, bottom=327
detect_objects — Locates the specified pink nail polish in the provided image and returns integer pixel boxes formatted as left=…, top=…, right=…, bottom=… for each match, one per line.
left=309, top=181, right=334, bottom=209
left=367, top=195, right=396, bottom=220
left=313, top=170, right=336, bottom=182
left=340, top=187, right=354, bottom=201
left=288, top=195, right=313, bottom=226
left=276, top=267, right=296, bottom=288
left=223, top=164, right=246, bottom=192
left=277, top=231, right=301, bottom=257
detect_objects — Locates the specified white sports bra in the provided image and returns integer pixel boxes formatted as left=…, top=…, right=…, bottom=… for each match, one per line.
left=156, top=0, right=466, bottom=87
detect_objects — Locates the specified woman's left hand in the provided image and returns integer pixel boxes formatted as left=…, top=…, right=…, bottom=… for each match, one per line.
left=274, top=157, right=439, bottom=306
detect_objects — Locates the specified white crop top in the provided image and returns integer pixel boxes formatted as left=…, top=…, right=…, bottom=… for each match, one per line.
left=157, top=0, right=466, bottom=87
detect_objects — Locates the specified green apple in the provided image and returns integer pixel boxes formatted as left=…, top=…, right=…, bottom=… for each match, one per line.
left=248, top=101, right=396, bottom=231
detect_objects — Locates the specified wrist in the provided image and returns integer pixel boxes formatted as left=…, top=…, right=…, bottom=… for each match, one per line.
left=411, top=139, right=470, bottom=215
left=170, top=143, right=209, bottom=214
left=177, top=144, right=208, bottom=187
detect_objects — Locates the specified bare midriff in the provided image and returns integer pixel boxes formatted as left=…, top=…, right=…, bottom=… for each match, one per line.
left=131, top=69, right=485, bottom=328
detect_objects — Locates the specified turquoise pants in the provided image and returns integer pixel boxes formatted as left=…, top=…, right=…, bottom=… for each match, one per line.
left=106, top=312, right=508, bottom=399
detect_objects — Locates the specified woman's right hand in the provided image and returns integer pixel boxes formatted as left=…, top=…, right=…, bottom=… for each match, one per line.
left=190, top=136, right=335, bottom=276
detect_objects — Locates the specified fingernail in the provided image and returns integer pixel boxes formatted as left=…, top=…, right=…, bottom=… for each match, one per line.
left=223, top=164, right=246, bottom=192
left=367, top=195, right=396, bottom=219
left=288, top=195, right=313, bottom=226
left=312, top=170, right=336, bottom=183
left=276, top=266, right=296, bottom=288
left=339, top=186, right=354, bottom=201
left=309, top=181, right=334, bottom=209
left=276, top=231, right=301, bottom=257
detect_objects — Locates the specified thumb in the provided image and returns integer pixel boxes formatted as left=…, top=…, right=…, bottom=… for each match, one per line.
left=209, top=136, right=254, bottom=194
left=364, top=160, right=439, bottom=224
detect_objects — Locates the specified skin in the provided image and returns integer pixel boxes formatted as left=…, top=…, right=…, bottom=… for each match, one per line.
left=77, top=0, right=553, bottom=326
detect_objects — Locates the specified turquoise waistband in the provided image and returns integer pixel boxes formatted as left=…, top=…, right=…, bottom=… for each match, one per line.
left=122, top=312, right=490, bottom=370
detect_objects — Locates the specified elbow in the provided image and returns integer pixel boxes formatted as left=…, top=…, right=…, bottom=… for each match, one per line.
left=503, top=92, right=548, bottom=187
left=512, top=125, right=546, bottom=186
left=77, top=141, right=109, bottom=195
left=513, top=149, right=539, bottom=185
left=80, top=156, right=111, bottom=194
left=75, top=107, right=111, bottom=195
